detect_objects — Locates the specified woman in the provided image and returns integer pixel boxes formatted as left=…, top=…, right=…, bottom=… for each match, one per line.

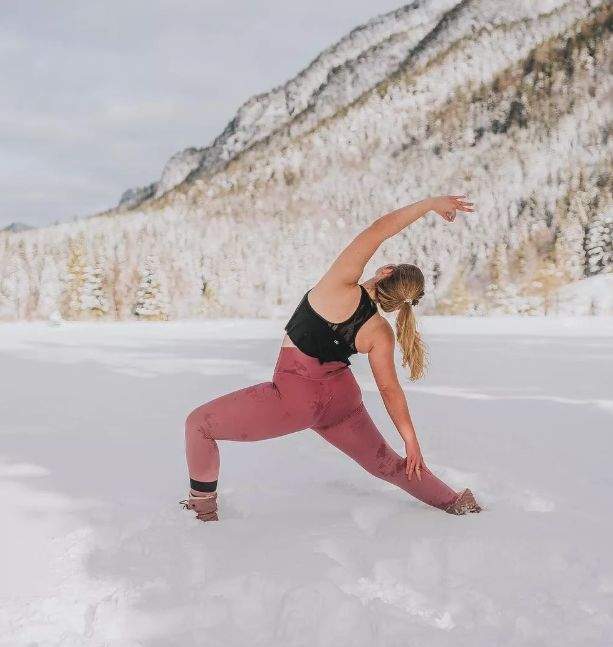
left=182, top=195, right=482, bottom=522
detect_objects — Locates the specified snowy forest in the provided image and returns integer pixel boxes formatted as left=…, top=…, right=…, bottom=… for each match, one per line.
left=0, top=0, right=611, bottom=322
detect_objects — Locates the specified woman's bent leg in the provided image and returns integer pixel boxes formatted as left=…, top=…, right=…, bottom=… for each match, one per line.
left=313, top=403, right=458, bottom=511
left=185, top=378, right=314, bottom=486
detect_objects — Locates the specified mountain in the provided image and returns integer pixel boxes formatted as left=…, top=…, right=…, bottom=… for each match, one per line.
left=0, top=0, right=611, bottom=322
left=115, top=0, right=462, bottom=211
left=2, top=222, right=33, bottom=233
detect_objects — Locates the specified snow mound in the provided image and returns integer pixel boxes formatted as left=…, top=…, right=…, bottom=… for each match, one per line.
left=554, top=274, right=613, bottom=315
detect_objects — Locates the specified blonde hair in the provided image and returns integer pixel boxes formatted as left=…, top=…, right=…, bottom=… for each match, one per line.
left=374, top=264, right=427, bottom=381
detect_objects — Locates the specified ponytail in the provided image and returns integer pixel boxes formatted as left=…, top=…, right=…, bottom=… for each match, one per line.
left=375, top=263, right=427, bottom=380
left=395, top=301, right=427, bottom=381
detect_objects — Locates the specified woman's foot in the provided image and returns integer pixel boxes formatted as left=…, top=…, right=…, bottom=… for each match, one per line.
left=179, top=491, right=218, bottom=522
left=444, top=488, right=482, bottom=515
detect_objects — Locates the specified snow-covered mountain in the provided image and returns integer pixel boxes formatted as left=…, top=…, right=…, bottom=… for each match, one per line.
left=2, top=222, right=33, bottom=233
left=0, top=0, right=611, bottom=321
left=117, top=0, right=461, bottom=209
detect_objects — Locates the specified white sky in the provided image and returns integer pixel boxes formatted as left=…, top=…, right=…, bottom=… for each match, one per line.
left=1, top=1, right=405, bottom=228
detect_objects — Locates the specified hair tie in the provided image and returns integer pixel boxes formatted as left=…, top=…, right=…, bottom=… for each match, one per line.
left=405, top=290, right=424, bottom=307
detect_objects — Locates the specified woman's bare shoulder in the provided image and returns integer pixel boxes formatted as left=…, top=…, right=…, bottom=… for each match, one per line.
left=355, top=312, right=393, bottom=354
left=308, top=279, right=362, bottom=321
left=309, top=277, right=359, bottom=298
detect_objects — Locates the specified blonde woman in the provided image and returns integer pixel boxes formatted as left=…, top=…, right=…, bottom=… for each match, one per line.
left=182, top=196, right=482, bottom=521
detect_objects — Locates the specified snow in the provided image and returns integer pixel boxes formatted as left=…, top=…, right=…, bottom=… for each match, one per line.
left=553, top=274, right=613, bottom=316
left=1, top=317, right=612, bottom=645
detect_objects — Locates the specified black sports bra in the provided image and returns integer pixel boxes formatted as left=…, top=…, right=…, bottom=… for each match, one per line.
left=284, top=284, right=378, bottom=365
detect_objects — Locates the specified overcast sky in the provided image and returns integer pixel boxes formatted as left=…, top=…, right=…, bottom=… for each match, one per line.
left=1, top=1, right=404, bottom=229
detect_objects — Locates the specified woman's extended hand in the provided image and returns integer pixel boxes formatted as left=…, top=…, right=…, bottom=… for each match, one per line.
left=430, top=195, right=474, bottom=222
left=405, top=435, right=426, bottom=481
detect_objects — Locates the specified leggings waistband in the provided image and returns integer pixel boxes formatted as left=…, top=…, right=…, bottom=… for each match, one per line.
left=274, top=346, right=349, bottom=380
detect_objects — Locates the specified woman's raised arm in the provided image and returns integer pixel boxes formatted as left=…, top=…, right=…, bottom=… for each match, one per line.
left=319, top=195, right=473, bottom=287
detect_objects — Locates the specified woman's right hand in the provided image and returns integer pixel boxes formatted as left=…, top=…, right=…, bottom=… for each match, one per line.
left=430, top=195, right=474, bottom=222
left=405, top=435, right=426, bottom=481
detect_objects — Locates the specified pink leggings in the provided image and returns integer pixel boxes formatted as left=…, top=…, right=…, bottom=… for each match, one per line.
left=185, top=346, right=459, bottom=511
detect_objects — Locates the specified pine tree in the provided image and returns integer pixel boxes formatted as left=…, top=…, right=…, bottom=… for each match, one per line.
left=109, top=235, right=131, bottom=319
left=79, top=263, right=110, bottom=317
left=485, top=243, right=511, bottom=312
left=584, top=208, right=612, bottom=276
left=36, top=254, right=61, bottom=319
left=132, top=254, right=169, bottom=320
left=555, top=193, right=588, bottom=281
left=0, top=255, right=30, bottom=319
left=491, top=243, right=510, bottom=285
left=62, top=237, right=87, bottom=319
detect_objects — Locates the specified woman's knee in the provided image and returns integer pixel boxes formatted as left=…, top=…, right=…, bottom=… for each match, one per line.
left=185, top=403, right=215, bottom=440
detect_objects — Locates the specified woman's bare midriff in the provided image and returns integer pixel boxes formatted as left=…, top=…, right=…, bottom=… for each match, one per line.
left=281, top=333, right=297, bottom=347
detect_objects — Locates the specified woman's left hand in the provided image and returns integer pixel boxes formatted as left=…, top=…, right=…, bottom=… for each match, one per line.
left=405, top=436, right=426, bottom=481
left=430, top=195, right=474, bottom=222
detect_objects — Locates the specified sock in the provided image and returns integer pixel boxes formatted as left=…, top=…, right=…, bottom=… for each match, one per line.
left=190, top=478, right=217, bottom=495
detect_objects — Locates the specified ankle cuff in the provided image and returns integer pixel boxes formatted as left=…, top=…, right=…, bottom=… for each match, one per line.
left=190, top=478, right=217, bottom=493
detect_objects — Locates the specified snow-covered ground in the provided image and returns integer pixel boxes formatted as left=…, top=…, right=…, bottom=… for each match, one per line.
left=1, top=317, right=612, bottom=646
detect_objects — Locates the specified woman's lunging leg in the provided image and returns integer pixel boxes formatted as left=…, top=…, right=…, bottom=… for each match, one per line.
left=313, top=404, right=458, bottom=510
left=185, top=377, right=315, bottom=487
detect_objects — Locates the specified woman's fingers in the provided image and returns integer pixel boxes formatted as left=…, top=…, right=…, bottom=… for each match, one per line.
left=408, top=455, right=424, bottom=481
left=455, top=200, right=474, bottom=209
left=455, top=204, right=475, bottom=213
left=407, top=457, right=415, bottom=480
